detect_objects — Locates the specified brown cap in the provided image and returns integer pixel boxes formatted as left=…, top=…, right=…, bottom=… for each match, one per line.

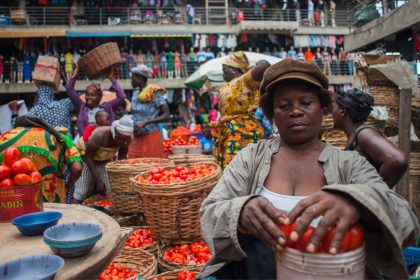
left=260, top=58, right=329, bottom=96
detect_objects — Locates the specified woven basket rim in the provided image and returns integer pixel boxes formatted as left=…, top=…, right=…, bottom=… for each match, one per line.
left=122, top=226, right=158, bottom=252
left=114, top=248, right=157, bottom=278
left=157, top=243, right=207, bottom=271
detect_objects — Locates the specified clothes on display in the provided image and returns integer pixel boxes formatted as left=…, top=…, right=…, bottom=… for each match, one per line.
left=293, top=35, right=342, bottom=49
left=194, top=34, right=237, bottom=50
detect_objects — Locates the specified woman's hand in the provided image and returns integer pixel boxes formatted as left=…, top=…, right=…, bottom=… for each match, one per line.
left=134, top=120, right=148, bottom=133
left=8, top=100, right=21, bottom=115
left=108, top=67, right=114, bottom=81
left=286, top=191, right=360, bottom=254
left=239, top=196, right=289, bottom=256
left=95, top=181, right=106, bottom=196
left=72, top=65, right=79, bottom=79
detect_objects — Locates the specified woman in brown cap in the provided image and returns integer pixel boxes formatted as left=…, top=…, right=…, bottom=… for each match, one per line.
left=200, top=58, right=418, bottom=279
left=212, top=51, right=270, bottom=169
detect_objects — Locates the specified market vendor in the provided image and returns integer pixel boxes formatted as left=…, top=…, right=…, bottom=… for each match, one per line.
left=212, top=51, right=270, bottom=169
left=331, top=88, right=407, bottom=187
left=200, top=59, right=419, bottom=279
left=127, top=65, right=170, bottom=158
left=72, top=116, right=133, bottom=204
left=66, top=65, right=126, bottom=135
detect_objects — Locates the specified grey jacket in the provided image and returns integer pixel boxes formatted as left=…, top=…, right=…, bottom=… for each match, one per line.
left=200, top=137, right=419, bottom=279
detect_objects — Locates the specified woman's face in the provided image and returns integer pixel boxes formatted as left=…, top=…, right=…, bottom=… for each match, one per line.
left=331, top=97, right=345, bottom=130
left=85, top=87, right=101, bottom=109
left=131, top=75, right=147, bottom=89
left=272, top=84, right=323, bottom=145
left=223, top=65, right=243, bottom=82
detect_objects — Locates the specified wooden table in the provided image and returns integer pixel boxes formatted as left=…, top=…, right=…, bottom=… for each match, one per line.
left=0, top=203, right=127, bottom=279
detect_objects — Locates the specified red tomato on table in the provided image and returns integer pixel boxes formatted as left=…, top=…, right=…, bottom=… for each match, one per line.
left=0, top=165, right=11, bottom=181
left=3, top=147, right=21, bottom=167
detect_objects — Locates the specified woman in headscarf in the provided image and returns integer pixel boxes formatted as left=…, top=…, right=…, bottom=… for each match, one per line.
left=72, top=116, right=133, bottom=204
left=212, top=51, right=270, bottom=169
left=128, top=65, right=170, bottom=158
left=66, top=65, right=126, bottom=136
left=0, top=116, right=82, bottom=203
left=331, top=88, right=407, bottom=187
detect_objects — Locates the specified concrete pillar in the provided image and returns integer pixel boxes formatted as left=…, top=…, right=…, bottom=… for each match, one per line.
left=19, top=0, right=26, bottom=9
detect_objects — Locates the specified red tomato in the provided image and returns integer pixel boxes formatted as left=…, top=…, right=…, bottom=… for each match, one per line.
left=3, top=147, right=21, bottom=167
left=321, top=226, right=336, bottom=252
left=11, top=160, right=31, bottom=175
left=347, top=224, right=364, bottom=251
left=30, top=171, right=42, bottom=183
left=21, top=158, right=35, bottom=173
left=13, top=173, right=32, bottom=186
left=297, top=226, right=315, bottom=251
left=0, top=178, right=13, bottom=187
left=340, top=230, right=352, bottom=253
left=0, top=165, right=11, bottom=181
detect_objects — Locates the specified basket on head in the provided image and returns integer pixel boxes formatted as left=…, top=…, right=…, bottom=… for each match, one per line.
left=78, top=42, right=121, bottom=80
left=157, top=243, right=206, bottom=273
left=106, top=158, right=175, bottom=215
left=146, top=269, right=200, bottom=280
left=130, top=163, right=221, bottom=242
left=122, top=226, right=158, bottom=256
left=113, top=249, right=157, bottom=280
left=168, top=154, right=216, bottom=165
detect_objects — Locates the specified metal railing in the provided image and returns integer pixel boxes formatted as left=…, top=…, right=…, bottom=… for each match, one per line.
left=0, top=6, right=353, bottom=27
left=0, top=59, right=356, bottom=84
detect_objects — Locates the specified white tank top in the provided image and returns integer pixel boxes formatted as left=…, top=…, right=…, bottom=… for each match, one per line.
left=259, top=187, right=321, bottom=226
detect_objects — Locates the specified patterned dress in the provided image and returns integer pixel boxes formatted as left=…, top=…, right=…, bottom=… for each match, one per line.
left=0, top=127, right=82, bottom=203
left=212, top=71, right=266, bottom=169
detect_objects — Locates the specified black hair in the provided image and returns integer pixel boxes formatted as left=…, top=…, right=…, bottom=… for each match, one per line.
left=95, top=110, right=109, bottom=120
left=336, top=88, right=374, bottom=123
left=260, top=79, right=332, bottom=120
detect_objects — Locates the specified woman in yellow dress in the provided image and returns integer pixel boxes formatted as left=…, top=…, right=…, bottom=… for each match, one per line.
left=212, top=51, right=270, bottom=169
left=0, top=118, right=82, bottom=203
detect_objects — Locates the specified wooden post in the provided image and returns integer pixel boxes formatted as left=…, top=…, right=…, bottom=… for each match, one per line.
left=396, top=88, right=412, bottom=201
left=205, top=0, right=209, bottom=25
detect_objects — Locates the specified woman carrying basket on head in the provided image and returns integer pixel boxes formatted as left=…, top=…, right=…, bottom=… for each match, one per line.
left=66, top=65, right=126, bottom=136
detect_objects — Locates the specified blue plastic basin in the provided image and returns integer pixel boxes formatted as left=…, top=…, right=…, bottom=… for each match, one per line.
left=43, top=222, right=102, bottom=245
left=0, top=254, right=64, bottom=280
left=11, top=212, right=63, bottom=236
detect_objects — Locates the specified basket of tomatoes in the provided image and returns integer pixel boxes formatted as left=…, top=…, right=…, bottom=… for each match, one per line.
left=157, top=241, right=212, bottom=272
left=101, top=249, right=158, bottom=280
left=123, top=226, right=158, bottom=255
left=170, top=126, right=191, bottom=144
left=0, top=147, right=43, bottom=222
left=167, top=154, right=216, bottom=165
left=106, top=158, right=175, bottom=215
left=147, top=269, right=198, bottom=280
left=130, top=164, right=221, bottom=242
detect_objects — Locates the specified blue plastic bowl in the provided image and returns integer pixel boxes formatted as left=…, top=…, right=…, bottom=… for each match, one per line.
left=44, top=238, right=101, bottom=258
left=0, top=254, right=64, bottom=280
left=43, top=222, right=102, bottom=245
left=11, top=211, right=63, bottom=236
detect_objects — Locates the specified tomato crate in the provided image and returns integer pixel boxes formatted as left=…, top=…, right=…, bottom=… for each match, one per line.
left=404, top=247, right=420, bottom=267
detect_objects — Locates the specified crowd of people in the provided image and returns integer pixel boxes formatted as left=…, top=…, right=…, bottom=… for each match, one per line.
left=0, top=44, right=354, bottom=83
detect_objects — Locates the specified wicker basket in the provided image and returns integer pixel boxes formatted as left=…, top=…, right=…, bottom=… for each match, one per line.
left=113, top=214, right=145, bottom=227
left=78, top=42, right=121, bottom=80
left=157, top=244, right=205, bottom=273
left=146, top=269, right=199, bottom=280
left=113, top=249, right=157, bottom=280
left=122, top=226, right=158, bottom=255
left=168, top=154, right=216, bottom=165
left=323, top=130, right=347, bottom=149
left=321, top=115, right=386, bottom=135
left=363, top=54, right=400, bottom=66
left=369, top=86, right=399, bottom=108
left=412, top=107, right=420, bottom=137
left=130, top=163, right=222, bottom=242
left=106, top=158, right=175, bottom=214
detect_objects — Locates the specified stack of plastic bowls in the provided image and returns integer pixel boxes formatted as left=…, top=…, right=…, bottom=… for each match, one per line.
left=43, top=222, right=102, bottom=258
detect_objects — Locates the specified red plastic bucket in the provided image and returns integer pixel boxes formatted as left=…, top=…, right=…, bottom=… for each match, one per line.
left=0, top=182, right=43, bottom=223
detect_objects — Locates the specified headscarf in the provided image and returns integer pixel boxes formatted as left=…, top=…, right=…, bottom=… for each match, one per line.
left=138, top=84, right=167, bottom=103
left=337, top=88, right=374, bottom=123
left=111, top=115, right=134, bottom=138
left=223, top=51, right=249, bottom=74
left=131, top=65, right=152, bottom=79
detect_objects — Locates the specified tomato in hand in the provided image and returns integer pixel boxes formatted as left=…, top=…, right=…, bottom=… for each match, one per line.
left=347, top=224, right=364, bottom=251
left=297, top=226, right=315, bottom=251
left=30, top=171, right=42, bottom=184
left=3, top=147, right=21, bottom=167
left=0, top=165, right=11, bottom=181
left=13, top=173, right=32, bottom=186
left=0, top=178, right=13, bottom=187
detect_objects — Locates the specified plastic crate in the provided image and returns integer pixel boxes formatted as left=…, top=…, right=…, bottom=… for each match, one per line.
left=404, top=247, right=420, bottom=267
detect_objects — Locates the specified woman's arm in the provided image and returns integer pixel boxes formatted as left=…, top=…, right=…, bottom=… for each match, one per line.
left=106, top=76, right=127, bottom=109
left=357, top=128, right=408, bottom=187
left=65, top=66, right=84, bottom=109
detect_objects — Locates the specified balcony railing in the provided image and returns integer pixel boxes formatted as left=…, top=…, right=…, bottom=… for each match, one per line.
left=0, top=6, right=353, bottom=27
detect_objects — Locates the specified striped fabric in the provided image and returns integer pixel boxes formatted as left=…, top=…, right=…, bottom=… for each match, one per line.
left=73, top=163, right=111, bottom=201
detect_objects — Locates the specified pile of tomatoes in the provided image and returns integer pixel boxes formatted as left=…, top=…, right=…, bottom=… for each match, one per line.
left=162, top=241, right=212, bottom=265
left=163, top=139, right=173, bottom=153
left=187, top=136, right=199, bottom=146
left=0, top=147, right=41, bottom=187
left=170, top=126, right=191, bottom=138
left=125, top=160, right=159, bottom=165
left=98, top=263, right=136, bottom=280
left=84, top=200, right=113, bottom=208
left=278, top=223, right=364, bottom=253
left=124, top=228, right=155, bottom=249
left=150, top=270, right=195, bottom=280
left=136, top=165, right=216, bottom=185
left=172, top=136, right=188, bottom=146
left=191, top=125, right=201, bottom=133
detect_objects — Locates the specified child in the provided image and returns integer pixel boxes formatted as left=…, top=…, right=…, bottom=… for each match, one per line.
left=200, top=124, right=213, bottom=155
left=114, top=100, right=127, bottom=120
left=209, top=105, right=219, bottom=123
left=77, top=110, right=110, bottom=155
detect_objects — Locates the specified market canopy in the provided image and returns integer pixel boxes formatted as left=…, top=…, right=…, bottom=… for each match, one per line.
left=66, top=32, right=131, bottom=37
left=184, top=52, right=282, bottom=90
left=0, top=28, right=66, bottom=38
